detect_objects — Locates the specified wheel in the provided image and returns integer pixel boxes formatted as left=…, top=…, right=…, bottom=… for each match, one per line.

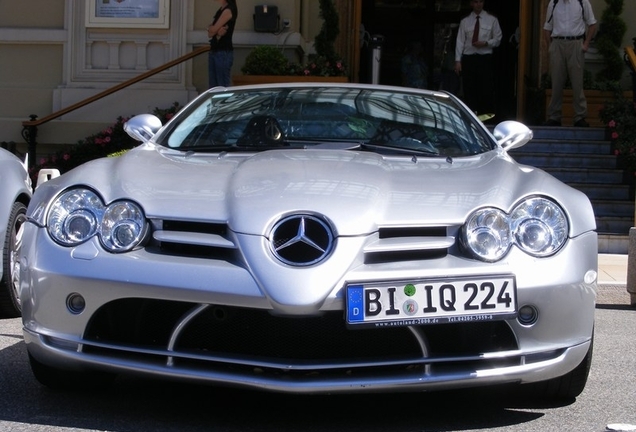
left=0, top=202, right=27, bottom=318
left=519, top=338, right=593, bottom=401
left=29, top=353, right=116, bottom=391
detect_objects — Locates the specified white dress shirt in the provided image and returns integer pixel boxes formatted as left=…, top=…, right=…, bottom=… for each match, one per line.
left=543, top=0, right=597, bottom=37
left=455, top=11, right=502, bottom=61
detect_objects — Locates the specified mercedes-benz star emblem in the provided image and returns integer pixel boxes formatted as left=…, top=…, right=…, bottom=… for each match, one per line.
left=270, top=215, right=334, bottom=266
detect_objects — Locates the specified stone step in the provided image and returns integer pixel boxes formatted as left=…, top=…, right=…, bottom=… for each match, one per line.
left=541, top=167, right=625, bottom=184
left=598, top=234, right=629, bottom=254
left=568, top=183, right=631, bottom=200
left=515, top=139, right=611, bottom=155
left=597, top=217, right=633, bottom=236
left=513, top=152, right=617, bottom=169
left=530, top=126, right=607, bottom=141
left=591, top=200, right=636, bottom=218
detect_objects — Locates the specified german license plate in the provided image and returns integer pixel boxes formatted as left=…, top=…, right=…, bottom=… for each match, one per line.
left=346, top=276, right=516, bottom=327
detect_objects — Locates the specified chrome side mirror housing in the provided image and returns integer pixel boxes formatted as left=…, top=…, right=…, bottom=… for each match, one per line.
left=493, top=121, right=533, bottom=151
left=124, top=114, right=163, bottom=143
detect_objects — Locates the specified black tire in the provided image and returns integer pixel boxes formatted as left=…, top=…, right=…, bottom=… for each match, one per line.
left=29, top=354, right=116, bottom=391
left=519, top=338, right=593, bottom=401
left=0, top=202, right=27, bottom=318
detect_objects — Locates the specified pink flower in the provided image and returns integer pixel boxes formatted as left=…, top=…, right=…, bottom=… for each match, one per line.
left=304, top=69, right=310, bottom=75
left=63, top=154, right=70, bottom=161
left=611, top=132, right=619, bottom=140
left=165, top=113, right=174, bottom=120
left=104, top=127, right=113, bottom=135
left=95, top=137, right=103, bottom=145
left=39, top=158, right=47, bottom=164
left=608, top=120, right=616, bottom=128
left=614, top=149, right=620, bottom=155
left=103, top=136, right=111, bottom=143
left=336, top=62, right=343, bottom=69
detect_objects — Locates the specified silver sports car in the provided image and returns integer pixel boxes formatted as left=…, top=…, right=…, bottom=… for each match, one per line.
left=21, top=84, right=597, bottom=399
left=0, top=148, right=32, bottom=317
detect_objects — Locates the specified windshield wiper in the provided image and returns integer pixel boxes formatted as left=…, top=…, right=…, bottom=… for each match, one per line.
left=360, top=142, right=440, bottom=156
left=179, top=144, right=287, bottom=153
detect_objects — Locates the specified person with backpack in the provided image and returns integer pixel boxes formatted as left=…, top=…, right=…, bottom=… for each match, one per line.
left=543, top=0, right=597, bottom=127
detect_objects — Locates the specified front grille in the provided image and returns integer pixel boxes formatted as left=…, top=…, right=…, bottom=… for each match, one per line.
left=150, top=220, right=237, bottom=260
left=150, top=219, right=456, bottom=266
left=364, top=226, right=454, bottom=264
left=83, top=299, right=519, bottom=374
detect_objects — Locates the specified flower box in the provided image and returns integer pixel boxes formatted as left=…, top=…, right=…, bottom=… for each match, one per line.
left=544, top=89, right=632, bottom=127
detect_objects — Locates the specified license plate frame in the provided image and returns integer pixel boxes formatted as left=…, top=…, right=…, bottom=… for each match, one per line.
left=346, top=275, right=517, bottom=328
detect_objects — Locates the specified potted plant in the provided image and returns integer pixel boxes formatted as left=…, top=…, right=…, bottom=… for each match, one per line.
left=595, top=0, right=627, bottom=84
left=600, top=90, right=636, bottom=174
left=233, top=0, right=348, bottom=85
left=240, top=45, right=290, bottom=76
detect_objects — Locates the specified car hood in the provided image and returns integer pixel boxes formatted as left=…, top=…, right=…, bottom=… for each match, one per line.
left=37, top=144, right=595, bottom=236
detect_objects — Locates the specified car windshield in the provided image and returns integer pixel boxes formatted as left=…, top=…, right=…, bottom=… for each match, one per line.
left=154, top=86, right=495, bottom=157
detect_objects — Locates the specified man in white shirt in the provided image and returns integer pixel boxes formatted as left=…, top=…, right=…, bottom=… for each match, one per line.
left=454, top=0, right=502, bottom=118
left=543, top=0, right=597, bottom=127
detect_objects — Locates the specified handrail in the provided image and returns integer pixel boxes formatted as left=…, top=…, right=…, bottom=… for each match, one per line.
left=23, top=45, right=210, bottom=127
left=21, top=45, right=210, bottom=167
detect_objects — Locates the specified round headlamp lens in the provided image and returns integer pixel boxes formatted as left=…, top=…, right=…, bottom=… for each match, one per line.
left=101, top=201, right=146, bottom=252
left=48, top=189, right=103, bottom=245
left=463, top=208, right=511, bottom=261
left=511, top=198, right=568, bottom=257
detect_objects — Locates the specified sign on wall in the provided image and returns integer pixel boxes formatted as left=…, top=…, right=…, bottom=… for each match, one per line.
left=86, top=0, right=170, bottom=28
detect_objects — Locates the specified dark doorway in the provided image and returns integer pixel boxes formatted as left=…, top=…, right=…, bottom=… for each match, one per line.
left=359, top=0, right=520, bottom=120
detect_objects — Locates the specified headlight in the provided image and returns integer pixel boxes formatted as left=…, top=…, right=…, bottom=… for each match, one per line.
left=47, top=188, right=147, bottom=252
left=462, top=197, right=569, bottom=262
left=462, top=208, right=511, bottom=262
left=510, top=197, right=568, bottom=257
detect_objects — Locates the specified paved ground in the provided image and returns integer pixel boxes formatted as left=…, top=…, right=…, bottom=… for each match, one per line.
left=598, top=254, right=632, bottom=306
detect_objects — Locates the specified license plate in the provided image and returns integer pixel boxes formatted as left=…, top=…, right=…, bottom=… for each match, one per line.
left=346, top=276, right=516, bottom=327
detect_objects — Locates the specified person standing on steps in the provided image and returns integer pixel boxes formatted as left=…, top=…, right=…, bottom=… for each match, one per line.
left=207, top=0, right=238, bottom=88
left=454, top=0, right=502, bottom=118
left=543, top=0, right=597, bottom=127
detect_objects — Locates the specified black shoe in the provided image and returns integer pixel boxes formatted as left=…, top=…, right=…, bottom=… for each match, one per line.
left=574, top=119, right=589, bottom=127
left=543, top=119, right=561, bottom=126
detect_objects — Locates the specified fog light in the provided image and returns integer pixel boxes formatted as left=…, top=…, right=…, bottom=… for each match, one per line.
left=66, top=293, right=86, bottom=314
left=518, top=305, right=538, bottom=326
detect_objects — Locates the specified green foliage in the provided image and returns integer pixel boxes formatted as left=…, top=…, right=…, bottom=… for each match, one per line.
left=599, top=89, right=636, bottom=174
left=30, top=102, right=181, bottom=182
left=241, top=45, right=290, bottom=75
left=239, top=1, right=347, bottom=78
left=313, top=0, right=339, bottom=63
left=288, top=54, right=347, bottom=77
left=595, top=0, right=626, bottom=83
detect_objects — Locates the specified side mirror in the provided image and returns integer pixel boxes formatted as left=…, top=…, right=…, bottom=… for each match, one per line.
left=493, top=121, right=533, bottom=151
left=124, top=114, right=163, bottom=143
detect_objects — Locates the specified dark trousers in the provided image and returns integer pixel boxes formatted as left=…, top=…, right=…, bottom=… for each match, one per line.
left=461, top=54, right=495, bottom=116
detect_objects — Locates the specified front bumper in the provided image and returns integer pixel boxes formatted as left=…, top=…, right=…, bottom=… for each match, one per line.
left=21, top=223, right=597, bottom=393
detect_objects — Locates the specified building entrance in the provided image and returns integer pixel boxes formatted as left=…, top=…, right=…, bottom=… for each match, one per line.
left=358, top=0, right=520, bottom=120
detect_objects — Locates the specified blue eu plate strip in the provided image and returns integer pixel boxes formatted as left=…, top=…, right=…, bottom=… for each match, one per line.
left=347, top=285, right=364, bottom=323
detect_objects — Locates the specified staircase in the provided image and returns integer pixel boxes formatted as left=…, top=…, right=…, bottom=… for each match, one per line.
left=509, top=126, right=634, bottom=254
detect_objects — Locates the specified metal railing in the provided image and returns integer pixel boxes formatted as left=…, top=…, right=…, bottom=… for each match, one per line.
left=21, top=45, right=211, bottom=168
left=626, top=39, right=636, bottom=105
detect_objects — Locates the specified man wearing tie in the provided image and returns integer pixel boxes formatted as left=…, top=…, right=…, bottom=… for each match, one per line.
left=454, top=0, right=502, bottom=118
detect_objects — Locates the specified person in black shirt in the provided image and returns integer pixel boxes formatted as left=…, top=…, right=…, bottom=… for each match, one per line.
left=207, top=0, right=238, bottom=88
